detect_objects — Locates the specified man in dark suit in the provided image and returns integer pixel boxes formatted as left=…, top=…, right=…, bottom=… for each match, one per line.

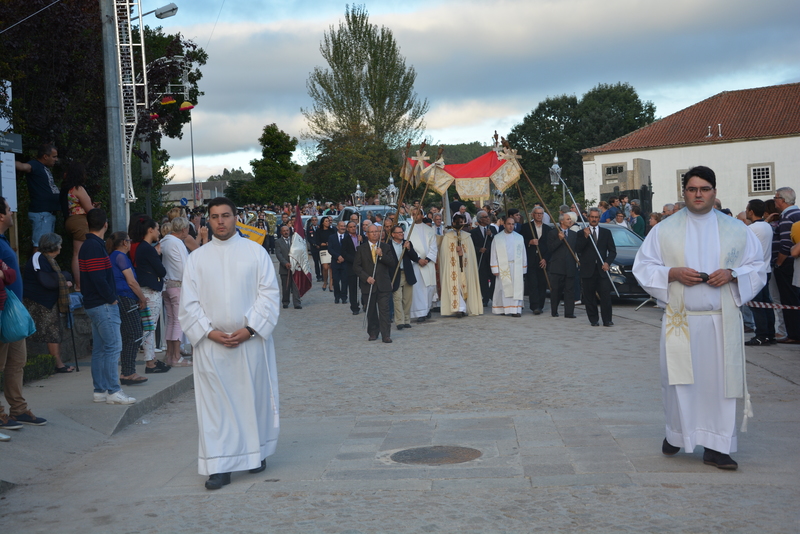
left=470, top=210, right=497, bottom=307
left=328, top=220, right=348, bottom=304
left=341, top=220, right=362, bottom=315
left=575, top=207, right=617, bottom=326
left=521, top=206, right=552, bottom=314
left=388, top=225, right=419, bottom=330
left=306, top=216, right=322, bottom=281
left=547, top=213, right=578, bottom=318
left=274, top=225, right=301, bottom=309
left=353, top=224, right=398, bottom=343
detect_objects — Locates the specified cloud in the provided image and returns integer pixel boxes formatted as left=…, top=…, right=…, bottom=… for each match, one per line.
left=155, top=0, right=800, bottom=176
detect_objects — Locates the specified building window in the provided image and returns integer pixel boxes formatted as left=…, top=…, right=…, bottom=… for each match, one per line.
left=748, top=163, right=774, bottom=196
left=676, top=169, right=688, bottom=199
left=602, top=163, right=625, bottom=184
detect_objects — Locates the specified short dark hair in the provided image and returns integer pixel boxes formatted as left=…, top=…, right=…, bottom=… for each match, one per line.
left=608, top=196, right=618, bottom=204
left=747, top=199, right=766, bottom=218
left=207, top=196, right=237, bottom=215
left=37, top=143, right=56, bottom=158
left=87, top=209, right=107, bottom=231
left=683, top=166, right=716, bottom=189
left=452, top=213, right=465, bottom=224
left=507, top=208, right=520, bottom=217
left=631, top=205, right=641, bottom=216
left=0, top=196, right=7, bottom=215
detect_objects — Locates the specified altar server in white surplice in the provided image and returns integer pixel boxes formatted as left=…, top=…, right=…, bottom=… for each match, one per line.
left=490, top=216, right=527, bottom=317
left=407, top=208, right=438, bottom=322
left=633, top=166, right=765, bottom=471
left=179, top=197, right=280, bottom=490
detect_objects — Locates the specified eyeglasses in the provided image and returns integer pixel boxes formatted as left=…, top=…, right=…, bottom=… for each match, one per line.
left=773, top=196, right=783, bottom=201
left=685, top=187, right=714, bottom=194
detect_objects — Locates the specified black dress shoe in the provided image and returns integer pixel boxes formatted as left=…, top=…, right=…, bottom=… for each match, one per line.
left=382, top=337, right=393, bottom=343
left=249, top=459, right=267, bottom=474
left=591, top=322, right=600, bottom=326
left=532, top=309, right=542, bottom=315
left=403, top=324, right=412, bottom=328
left=662, top=438, right=680, bottom=456
left=416, top=317, right=426, bottom=323
left=283, top=304, right=289, bottom=309
left=352, top=310, right=359, bottom=315
left=335, top=299, right=340, bottom=304
left=604, top=322, right=614, bottom=327
left=341, top=300, right=348, bottom=304
left=396, top=324, right=405, bottom=330
left=564, top=314, right=577, bottom=318
left=551, top=313, right=559, bottom=317
left=205, top=472, right=231, bottom=490
left=368, top=335, right=378, bottom=341
left=703, top=448, right=738, bottom=470
left=295, top=305, right=302, bottom=309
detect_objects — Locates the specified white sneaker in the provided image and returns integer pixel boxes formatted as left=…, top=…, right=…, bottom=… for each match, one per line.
left=106, top=390, right=136, bottom=405
left=154, top=347, right=164, bottom=353
left=93, top=392, right=107, bottom=403
left=0, top=432, right=10, bottom=442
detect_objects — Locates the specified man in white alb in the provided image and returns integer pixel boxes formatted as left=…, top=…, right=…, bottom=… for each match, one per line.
left=490, top=216, right=527, bottom=317
left=407, top=208, right=438, bottom=323
left=179, top=197, right=280, bottom=489
left=633, top=166, right=765, bottom=470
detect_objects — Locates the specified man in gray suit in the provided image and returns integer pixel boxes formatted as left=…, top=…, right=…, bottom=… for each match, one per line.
left=275, top=225, right=301, bottom=309
left=546, top=213, right=578, bottom=318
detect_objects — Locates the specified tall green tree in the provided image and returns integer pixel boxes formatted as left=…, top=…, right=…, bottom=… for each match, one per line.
left=507, top=83, right=655, bottom=200
left=303, top=128, right=396, bottom=202
left=226, top=124, right=308, bottom=205
left=302, top=4, right=428, bottom=148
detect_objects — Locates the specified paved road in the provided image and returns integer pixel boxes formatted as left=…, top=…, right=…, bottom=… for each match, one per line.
left=1, top=275, right=798, bottom=533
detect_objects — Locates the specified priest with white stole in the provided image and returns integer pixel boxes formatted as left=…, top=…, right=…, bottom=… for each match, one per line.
left=407, top=208, right=438, bottom=323
left=490, top=216, right=527, bottom=317
left=179, top=197, right=281, bottom=490
left=440, top=213, right=483, bottom=318
left=633, top=166, right=766, bottom=470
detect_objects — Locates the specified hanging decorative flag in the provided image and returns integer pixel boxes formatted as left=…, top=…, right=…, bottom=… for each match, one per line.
left=180, top=102, right=195, bottom=111
left=160, top=95, right=176, bottom=105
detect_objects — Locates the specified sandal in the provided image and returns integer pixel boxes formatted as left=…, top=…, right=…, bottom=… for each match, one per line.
left=54, top=366, right=75, bottom=373
left=170, top=357, right=193, bottom=367
left=120, top=375, right=148, bottom=385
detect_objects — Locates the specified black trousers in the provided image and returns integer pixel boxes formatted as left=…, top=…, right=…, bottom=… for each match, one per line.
left=310, top=249, right=322, bottom=279
left=774, top=261, right=800, bottom=339
left=527, top=262, right=548, bottom=311
left=332, top=265, right=347, bottom=302
left=346, top=266, right=360, bottom=312
left=477, top=263, right=494, bottom=305
left=582, top=271, right=612, bottom=325
left=365, top=289, right=391, bottom=339
left=548, top=273, right=574, bottom=316
left=750, top=273, right=775, bottom=339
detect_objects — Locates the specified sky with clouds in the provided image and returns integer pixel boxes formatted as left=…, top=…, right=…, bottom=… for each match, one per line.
left=150, top=0, right=800, bottom=183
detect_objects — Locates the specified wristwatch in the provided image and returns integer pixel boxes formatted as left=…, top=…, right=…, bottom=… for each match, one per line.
left=729, top=269, right=738, bottom=280
left=245, top=326, right=256, bottom=338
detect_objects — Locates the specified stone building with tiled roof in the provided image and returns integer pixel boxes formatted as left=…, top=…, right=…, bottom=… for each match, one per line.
left=581, top=83, right=800, bottom=214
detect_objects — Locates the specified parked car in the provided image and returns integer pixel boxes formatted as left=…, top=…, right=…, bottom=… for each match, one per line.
left=580, top=223, right=648, bottom=298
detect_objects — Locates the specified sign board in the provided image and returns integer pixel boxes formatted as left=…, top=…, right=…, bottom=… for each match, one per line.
left=180, top=197, right=188, bottom=206
left=0, top=132, right=22, bottom=154
left=0, top=151, right=18, bottom=211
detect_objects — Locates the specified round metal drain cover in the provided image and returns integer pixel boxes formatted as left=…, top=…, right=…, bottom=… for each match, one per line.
left=390, top=446, right=481, bottom=466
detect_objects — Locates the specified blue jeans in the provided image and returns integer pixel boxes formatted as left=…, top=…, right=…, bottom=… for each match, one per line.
left=85, top=303, right=122, bottom=394
left=28, top=211, right=56, bottom=247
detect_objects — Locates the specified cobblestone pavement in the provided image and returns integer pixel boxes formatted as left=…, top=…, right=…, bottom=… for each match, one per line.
left=1, top=274, right=799, bottom=533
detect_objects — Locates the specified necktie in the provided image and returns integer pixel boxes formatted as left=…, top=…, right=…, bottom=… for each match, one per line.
left=372, top=244, right=377, bottom=262
left=592, top=227, right=597, bottom=241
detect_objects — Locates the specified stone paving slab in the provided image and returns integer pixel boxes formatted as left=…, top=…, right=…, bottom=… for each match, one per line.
left=0, top=279, right=798, bottom=532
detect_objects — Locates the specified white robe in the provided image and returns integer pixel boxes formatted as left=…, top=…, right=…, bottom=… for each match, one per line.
left=633, top=210, right=765, bottom=454
left=408, top=223, right=438, bottom=318
left=179, top=234, right=281, bottom=476
left=490, top=231, right=527, bottom=315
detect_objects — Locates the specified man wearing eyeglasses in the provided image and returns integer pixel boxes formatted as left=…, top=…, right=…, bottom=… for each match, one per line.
left=772, top=187, right=800, bottom=343
left=633, top=166, right=766, bottom=471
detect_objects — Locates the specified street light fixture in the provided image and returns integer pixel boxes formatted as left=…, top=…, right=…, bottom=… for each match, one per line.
left=131, top=3, right=178, bottom=21
left=549, top=154, right=566, bottom=205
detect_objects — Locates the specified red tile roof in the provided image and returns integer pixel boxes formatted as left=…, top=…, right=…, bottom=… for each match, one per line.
left=582, top=83, right=800, bottom=154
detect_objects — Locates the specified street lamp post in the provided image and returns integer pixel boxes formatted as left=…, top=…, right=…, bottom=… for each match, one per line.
left=100, top=1, right=177, bottom=230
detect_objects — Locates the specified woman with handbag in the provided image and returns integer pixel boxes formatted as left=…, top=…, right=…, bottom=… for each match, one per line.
left=107, top=232, right=148, bottom=385
left=22, top=232, right=75, bottom=373
left=317, top=216, right=335, bottom=291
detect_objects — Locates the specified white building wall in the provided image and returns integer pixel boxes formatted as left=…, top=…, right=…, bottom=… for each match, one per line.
left=583, top=136, right=800, bottom=213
